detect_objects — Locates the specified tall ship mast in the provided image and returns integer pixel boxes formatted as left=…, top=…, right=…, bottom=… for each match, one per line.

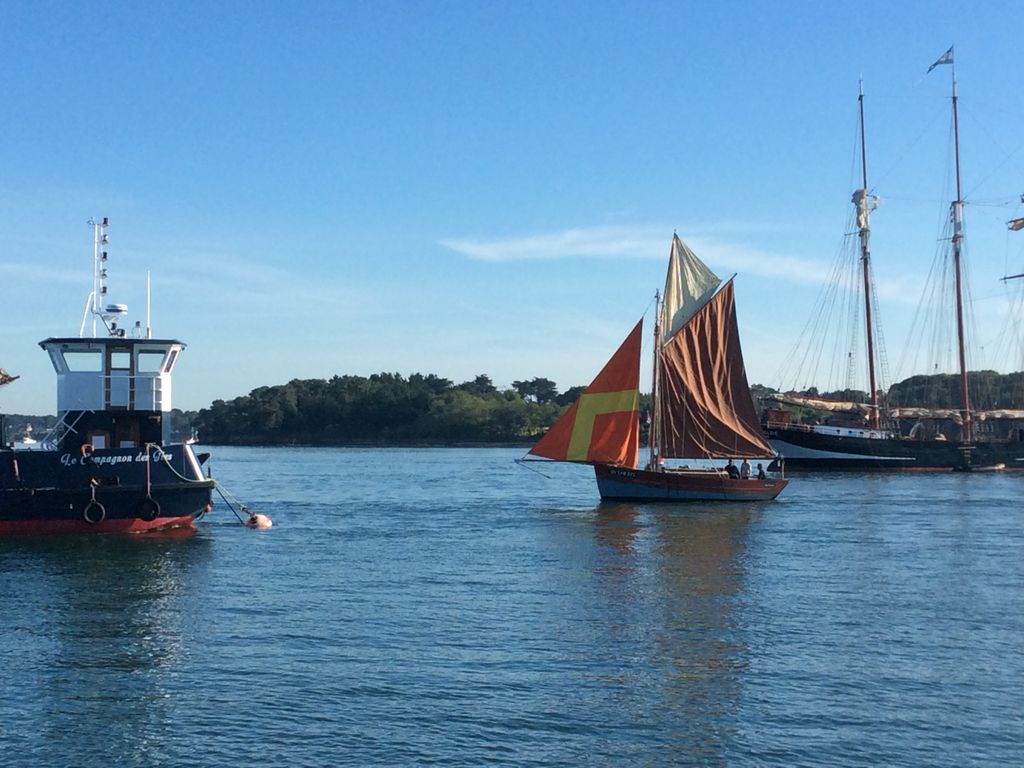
left=855, top=80, right=880, bottom=429
left=763, top=54, right=1024, bottom=471
left=948, top=67, right=973, bottom=443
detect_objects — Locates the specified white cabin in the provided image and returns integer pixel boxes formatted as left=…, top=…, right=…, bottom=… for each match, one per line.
left=39, top=337, right=185, bottom=449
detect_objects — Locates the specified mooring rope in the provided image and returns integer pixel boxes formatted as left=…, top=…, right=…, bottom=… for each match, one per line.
left=145, top=443, right=263, bottom=527
left=213, top=481, right=256, bottom=525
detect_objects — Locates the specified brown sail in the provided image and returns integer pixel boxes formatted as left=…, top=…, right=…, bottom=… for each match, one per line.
left=656, top=280, right=773, bottom=458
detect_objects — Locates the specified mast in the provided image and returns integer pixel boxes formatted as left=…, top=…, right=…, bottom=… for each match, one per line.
left=925, top=48, right=971, bottom=443
left=856, top=80, right=880, bottom=428
left=79, top=217, right=110, bottom=338
left=648, top=290, right=663, bottom=468
left=950, top=72, right=972, bottom=443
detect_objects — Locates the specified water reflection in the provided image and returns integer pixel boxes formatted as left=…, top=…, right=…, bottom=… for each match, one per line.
left=590, top=503, right=755, bottom=765
left=0, top=530, right=213, bottom=763
left=592, top=503, right=642, bottom=558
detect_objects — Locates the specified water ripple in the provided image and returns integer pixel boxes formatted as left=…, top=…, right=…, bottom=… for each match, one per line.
left=1, top=448, right=1022, bottom=766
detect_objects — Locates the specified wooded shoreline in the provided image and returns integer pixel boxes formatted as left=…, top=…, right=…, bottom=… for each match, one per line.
left=6, top=370, right=1024, bottom=447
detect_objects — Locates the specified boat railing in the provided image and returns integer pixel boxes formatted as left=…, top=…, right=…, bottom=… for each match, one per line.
left=41, top=410, right=93, bottom=450
left=763, top=419, right=817, bottom=433
left=764, top=418, right=896, bottom=440
left=97, top=372, right=166, bottom=411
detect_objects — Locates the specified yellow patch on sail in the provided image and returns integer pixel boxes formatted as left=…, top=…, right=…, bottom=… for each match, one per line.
left=566, top=389, right=639, bottom=461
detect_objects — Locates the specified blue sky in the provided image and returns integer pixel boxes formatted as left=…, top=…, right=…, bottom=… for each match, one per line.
left=3, top=1, right=1023, bottom=415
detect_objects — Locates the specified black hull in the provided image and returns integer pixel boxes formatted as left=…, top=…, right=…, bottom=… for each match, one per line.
left=1, top=444, right=214, bottom=534
left=766, top=426, right=1024, bottom=471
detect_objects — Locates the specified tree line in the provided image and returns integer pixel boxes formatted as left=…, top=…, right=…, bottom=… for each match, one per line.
left=174, top=370, right=1024, bottom=446
left=887, top=371, right=1024, bottom=410
left=767, top=370, right=1024, bottom=411
left=190, top=374, right=585, bottom=446
left=7, top=370, right=1024, bottom=447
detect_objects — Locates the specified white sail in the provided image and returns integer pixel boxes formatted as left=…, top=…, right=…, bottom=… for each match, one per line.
left=765, top=392, right=873, bottom=415
left=889, top=407, right=1024, bottom=423
left=659, top=234, right=721, bottom=345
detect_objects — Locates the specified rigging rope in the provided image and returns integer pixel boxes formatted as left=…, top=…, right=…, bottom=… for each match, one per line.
left=514, top=457, right=557, bottom=480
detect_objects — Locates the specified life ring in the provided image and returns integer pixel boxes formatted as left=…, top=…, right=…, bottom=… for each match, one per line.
left=80, top=443, right=95, bottom=460
left=136, top=497, right=161, bottom=522
left=83, top=500, right=106, bottom=524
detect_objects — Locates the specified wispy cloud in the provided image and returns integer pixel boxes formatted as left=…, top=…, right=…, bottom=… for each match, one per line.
left=442, top=225, right=834, bottom=284
left=440, top=226, right=665, bottom=261
left=693, top=235, right=921, bottom=304
left=442, top=224, right=920, bottom=303
left=682, top=236, right=830, bottom=285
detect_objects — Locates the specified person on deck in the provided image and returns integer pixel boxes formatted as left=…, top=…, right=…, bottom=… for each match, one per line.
left=756, top=463, right=766, bottom=480
left=740, top=458, right=751, bottom=479
left=725, top=459, right=740, bottom=479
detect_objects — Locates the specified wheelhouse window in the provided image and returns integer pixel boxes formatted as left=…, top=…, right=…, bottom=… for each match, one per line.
left=63, top=351, right=103, bottom=371
left=137, top=350, right=166, bottom=373
left=109, top=350, right=132, bottom=371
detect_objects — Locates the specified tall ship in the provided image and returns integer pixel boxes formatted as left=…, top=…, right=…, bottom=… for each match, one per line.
left=527, top=234, right=788, bottom=502
left=764, top=56, right=1024, bottom=471
left=0, top=218, right=215, bottom=534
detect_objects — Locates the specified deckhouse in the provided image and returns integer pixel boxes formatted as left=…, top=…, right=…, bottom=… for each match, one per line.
left=40, top=336, right=184, bottom=451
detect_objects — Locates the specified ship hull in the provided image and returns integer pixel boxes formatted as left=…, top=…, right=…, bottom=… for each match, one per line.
left=595, top=464, right=788, bottom=502
left=766, top=426, right=1024, bottom=471
left=0, top=444, right=214, bottom=535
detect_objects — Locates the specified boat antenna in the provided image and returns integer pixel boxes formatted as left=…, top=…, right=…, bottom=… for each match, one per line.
left=78, top=217, right=110, bottom=338
left=77, top=217, right=129, bottom=339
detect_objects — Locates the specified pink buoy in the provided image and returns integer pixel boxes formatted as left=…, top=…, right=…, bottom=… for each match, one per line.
left=245, top=513, right=273, bottom=529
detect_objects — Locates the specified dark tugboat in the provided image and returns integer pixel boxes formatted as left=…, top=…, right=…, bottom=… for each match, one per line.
left=0, top=217, right=215, bottom=534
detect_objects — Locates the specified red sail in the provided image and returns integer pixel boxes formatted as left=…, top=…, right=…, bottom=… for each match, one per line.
left=657, top=281, right=773, bottom=458
left=528, top=320, right=642, bottom=467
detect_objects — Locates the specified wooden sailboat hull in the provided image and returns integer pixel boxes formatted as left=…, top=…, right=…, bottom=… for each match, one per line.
left=594, top=464, right=788, bottom=502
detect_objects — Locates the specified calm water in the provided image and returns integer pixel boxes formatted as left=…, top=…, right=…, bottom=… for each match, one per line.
left=1, top=447, right=1022, bottom=767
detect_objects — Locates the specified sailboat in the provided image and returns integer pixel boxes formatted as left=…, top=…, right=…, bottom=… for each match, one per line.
left=764, top=62, right=1024, bottom=471
left=527, top=234, right=788, bottom=502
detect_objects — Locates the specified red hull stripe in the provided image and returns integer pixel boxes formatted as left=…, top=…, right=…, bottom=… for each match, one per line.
left=0, top=515, right=196, bottom=536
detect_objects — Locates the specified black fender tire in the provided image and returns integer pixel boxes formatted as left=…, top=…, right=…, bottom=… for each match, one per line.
left=83, top=500, right=106, bottom=524
left=136, top=497, right=161, bottom=522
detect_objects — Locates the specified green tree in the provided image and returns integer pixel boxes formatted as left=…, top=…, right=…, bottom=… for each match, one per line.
left=458, top=374, right=498, bottom=397
left=512, top=377, right=559, bottom=404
